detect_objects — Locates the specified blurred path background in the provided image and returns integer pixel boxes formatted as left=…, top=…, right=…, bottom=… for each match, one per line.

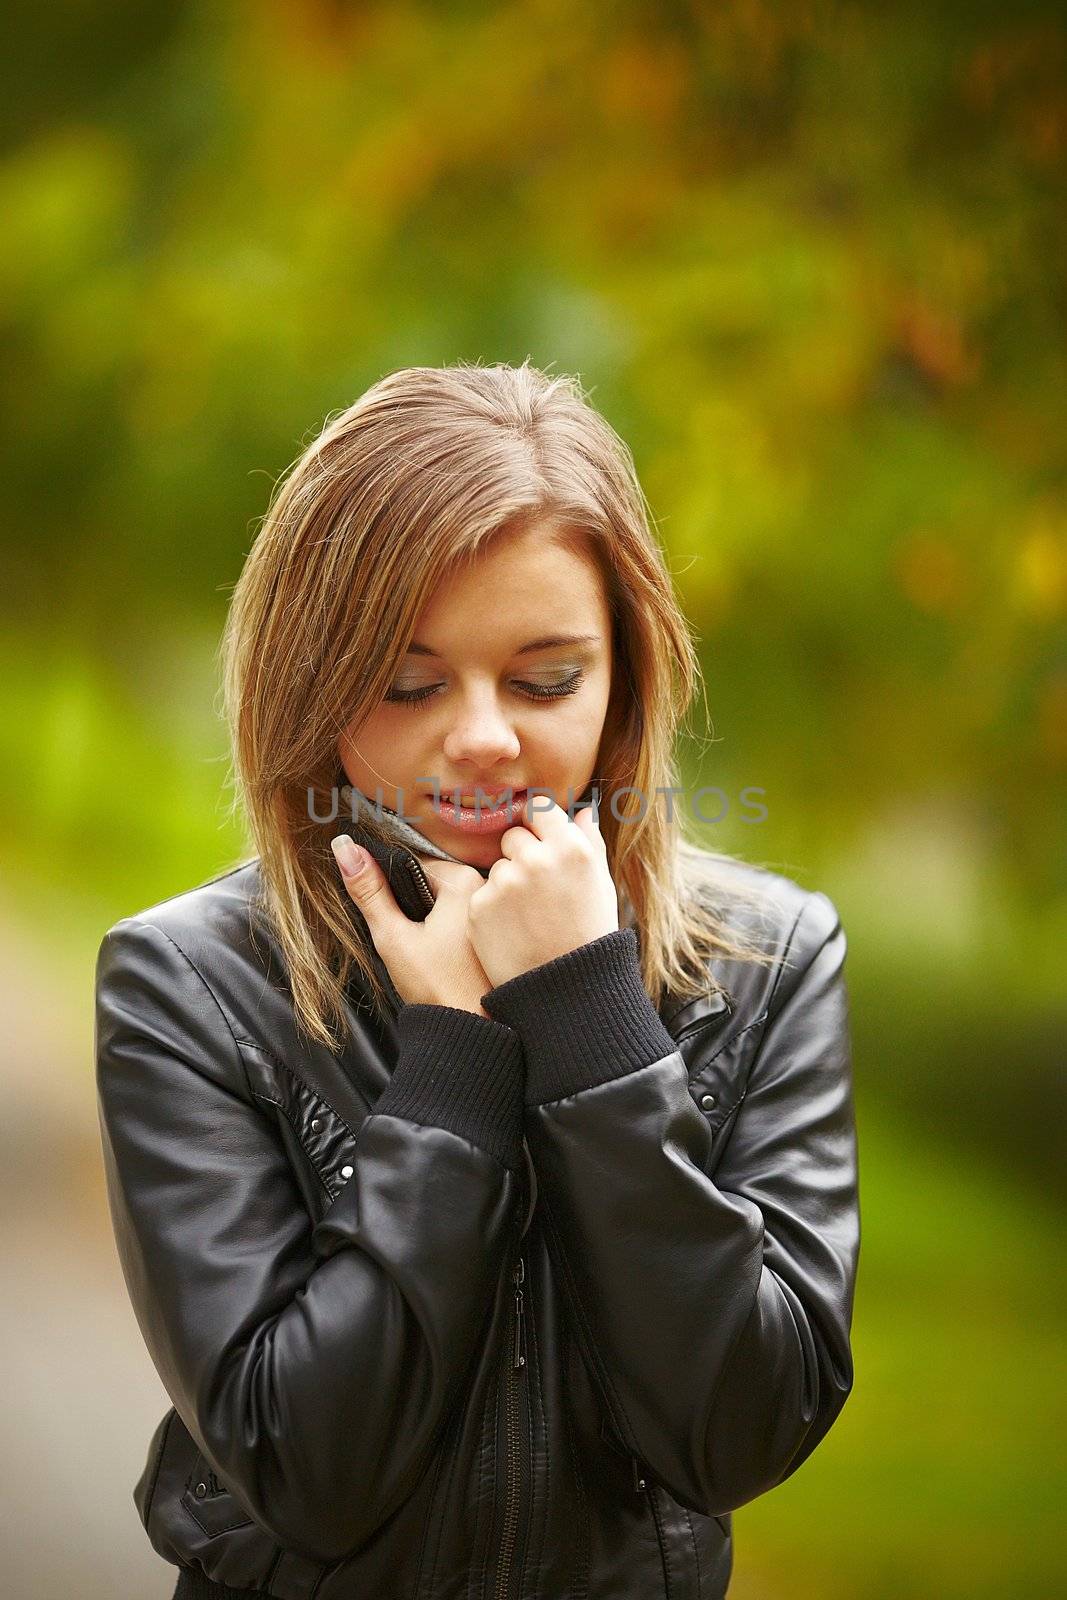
left=1, top=2, right=1064, bottom=1596
left=0, top=899, right=172, bottom=1598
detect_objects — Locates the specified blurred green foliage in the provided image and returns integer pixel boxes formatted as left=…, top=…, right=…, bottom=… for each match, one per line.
left=1, top=3, right=1064, bottom=1596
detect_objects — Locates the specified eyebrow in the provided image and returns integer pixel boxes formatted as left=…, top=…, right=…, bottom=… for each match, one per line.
left=406, top=633, right=601, bottom=658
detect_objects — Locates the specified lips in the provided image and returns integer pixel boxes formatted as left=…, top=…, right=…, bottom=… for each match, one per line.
left=443, top=787, right=527, bottom=808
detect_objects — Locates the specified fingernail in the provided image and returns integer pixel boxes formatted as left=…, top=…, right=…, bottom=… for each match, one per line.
left=332, top=835, right=365, bottom=877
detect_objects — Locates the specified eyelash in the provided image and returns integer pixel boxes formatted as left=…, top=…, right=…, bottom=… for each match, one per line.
left=385, top=668, right=586, bottom=711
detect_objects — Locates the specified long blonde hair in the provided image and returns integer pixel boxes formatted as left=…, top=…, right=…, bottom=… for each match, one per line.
left=220, top=360, right=781, bottom=1051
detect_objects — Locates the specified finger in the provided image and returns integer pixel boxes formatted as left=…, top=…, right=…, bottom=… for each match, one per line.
left=331, top=835, right=407, bottom=940
left=415, top=856, right=485, bottom=900
left=517, top=789, right=571, bottom=842
left=498, top=822, right=540, bottom=863
left=573, top=803, right=606, bottom=850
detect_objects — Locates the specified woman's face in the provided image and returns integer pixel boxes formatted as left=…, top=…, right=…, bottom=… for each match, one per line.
left=337, top=521, right=615, bottom=870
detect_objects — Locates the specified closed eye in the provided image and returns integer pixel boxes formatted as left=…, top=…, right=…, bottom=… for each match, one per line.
left=384, top=668, right=585, bottom=710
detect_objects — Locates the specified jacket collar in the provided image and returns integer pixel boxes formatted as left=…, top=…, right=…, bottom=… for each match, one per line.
left=343, top=809, right=486, bottom=923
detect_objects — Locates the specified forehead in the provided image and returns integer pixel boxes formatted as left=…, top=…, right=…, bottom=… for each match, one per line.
left=412, top=524, right=611, bottom=653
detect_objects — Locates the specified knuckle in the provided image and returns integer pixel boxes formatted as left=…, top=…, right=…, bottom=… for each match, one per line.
left=355, top=877, right=383, bottom=904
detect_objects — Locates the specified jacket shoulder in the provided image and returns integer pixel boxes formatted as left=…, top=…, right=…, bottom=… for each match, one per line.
left=684, top=845, right=840, bottom=941
left=95, top=858, right=289, bottom=1054
left=677, top=844, right=845, bottom=1015
left=100, top=856, right=263, bottom=955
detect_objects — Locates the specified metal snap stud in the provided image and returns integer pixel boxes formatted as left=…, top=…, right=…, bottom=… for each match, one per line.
left=700, top=1094, right=716, bottom=1111
left=310, top=1118, right=321, bottom=1132
left=195, top=1482, right=208, bottom=1498
left=339, top=1164, right=353, bottom=1179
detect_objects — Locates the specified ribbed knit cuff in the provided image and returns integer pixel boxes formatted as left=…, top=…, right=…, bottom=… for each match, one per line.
left=481, top=927, right=680, bottom=1106
left=373, top=1004, right=526, bottom=1170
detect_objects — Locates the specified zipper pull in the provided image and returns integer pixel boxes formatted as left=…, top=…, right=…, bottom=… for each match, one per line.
left=512, top=1255, right=527, bottom=1370
left=632, top=1455, right=647, bottom=1493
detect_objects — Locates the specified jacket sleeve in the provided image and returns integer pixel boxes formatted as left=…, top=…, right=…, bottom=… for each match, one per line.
left=480, top=890, right=860, bottom=1519
left=95, top=916, right=526, bottom=1564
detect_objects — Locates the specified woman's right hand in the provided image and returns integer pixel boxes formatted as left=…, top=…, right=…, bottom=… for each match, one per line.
left=332, top=836, right=493, bottom=1016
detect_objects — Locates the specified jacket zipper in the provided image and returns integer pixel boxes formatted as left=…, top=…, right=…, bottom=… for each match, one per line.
left=406, top=853, right=435, bottom=906
left=494, top=1249, right=528, bottom=1600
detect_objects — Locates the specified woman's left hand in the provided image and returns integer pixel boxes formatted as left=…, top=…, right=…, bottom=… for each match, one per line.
left=467, top=796, right=620, bottom=989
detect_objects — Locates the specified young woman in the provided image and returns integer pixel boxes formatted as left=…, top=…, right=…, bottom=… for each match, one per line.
left=95, top=361, right=860, bottom=1600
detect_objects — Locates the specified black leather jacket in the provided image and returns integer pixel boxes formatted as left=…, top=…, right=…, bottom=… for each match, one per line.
left=94, top=835, right=860, bottom=1600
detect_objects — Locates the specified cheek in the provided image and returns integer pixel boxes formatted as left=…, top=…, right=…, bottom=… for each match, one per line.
left=339, top=711, right=424, bottom=784
left=534, top=687, right=610, bottom=766
left=577, top=670, right=612, bottom=736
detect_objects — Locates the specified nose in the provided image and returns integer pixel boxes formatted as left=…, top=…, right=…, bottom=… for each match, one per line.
left=440, top=684, right=521, bottom=770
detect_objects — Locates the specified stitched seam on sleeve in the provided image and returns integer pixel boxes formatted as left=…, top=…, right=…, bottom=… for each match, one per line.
left=699, top=1008, right=770, bottom=1069
left=235, top=1042, right=361, bottom=1142
left=683, top=1503, right=704, bottom=1600
left=763, top=895, right=812, bottom=1020
left=139, top=921, right=251, bottom=1098
left=142, top=1407, right=175, bottom=1528
left=530, top=1047, right=685, bottom=1112
left=747, top=891, right=838, bottom=1083
left=269, top=1100, right=334, bottom=1204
